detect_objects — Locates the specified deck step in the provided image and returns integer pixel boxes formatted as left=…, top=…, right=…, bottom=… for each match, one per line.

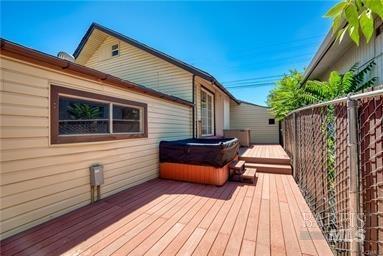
left=239, top=156, right=290, bottom=165
left=245, top=163, right=292, bottom=175
left=229, top=160, right=245, bottom=170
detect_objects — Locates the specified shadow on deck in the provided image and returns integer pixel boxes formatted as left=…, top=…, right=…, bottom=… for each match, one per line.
left=1, top=174, right=333, bottom=256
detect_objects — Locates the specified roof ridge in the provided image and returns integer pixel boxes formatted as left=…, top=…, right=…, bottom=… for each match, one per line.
left=73, top=22, right=239, bottom=103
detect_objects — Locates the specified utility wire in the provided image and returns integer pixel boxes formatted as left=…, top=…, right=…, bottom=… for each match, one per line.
left=210, top=55, right=312, bottom=71
left=223, top=78, right=281, bottom=84
left=224, top=79, right=280, bottom=86
left=225, top=82, right=277, bottom=89
left=186, top=34, right=325, bottom=64
left=188, top=49, right=316, bottom=66
left=222, top=74, right=283, bottom=84
left=222, top=34, right=325, bottom=57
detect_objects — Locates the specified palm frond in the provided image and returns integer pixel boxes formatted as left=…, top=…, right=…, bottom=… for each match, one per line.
left=342, top=71, right=355, bottom=93
left=351, top=60, right=376, bottom=92
left=305, top=80, right=328, bottom=101
left=355, top=77, right=377, bottom=92
left=348, top=62, right=359, bottom=73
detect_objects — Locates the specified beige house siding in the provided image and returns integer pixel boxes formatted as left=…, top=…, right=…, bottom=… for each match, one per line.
left=79, top=34, right=194, bottom=102
left=194, top=76, right=230, bottom=137
left=0, top=56, right=192, bottom=239
left=317, top=28, right=383, bottom=85
left=230, top=102, right=279, bottom=144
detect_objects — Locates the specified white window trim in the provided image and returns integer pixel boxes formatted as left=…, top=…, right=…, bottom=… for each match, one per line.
left=200, top=87, right=214, bottom=137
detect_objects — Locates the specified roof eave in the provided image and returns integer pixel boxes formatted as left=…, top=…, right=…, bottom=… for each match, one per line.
left=302, top=30, right=336, bottom=83
left=238, top=100, right=270, bottom=108
left=302, top=21, right=350, bottom=83
left=1, top=38, right=194, bottom=108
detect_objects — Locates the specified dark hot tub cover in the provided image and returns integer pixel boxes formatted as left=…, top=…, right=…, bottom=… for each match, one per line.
left=159, top=138, right=239, bottom=168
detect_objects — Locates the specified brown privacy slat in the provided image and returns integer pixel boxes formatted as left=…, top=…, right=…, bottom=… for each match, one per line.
left=282, top=94, right=383, bottom=256
left=292, top=104, right=353, bottom=254
left=359, top=96, right=383, bottom=256
left=334, top=103, right=352, bottom=254
left=286, top=173, right=334, bottom=255
left=282, top=114, right=295, bottom=161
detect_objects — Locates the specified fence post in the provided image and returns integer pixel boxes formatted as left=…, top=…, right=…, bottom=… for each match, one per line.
left=293, top=112, right=297, bottom=178
left=347, top=97, right=361, bottom=256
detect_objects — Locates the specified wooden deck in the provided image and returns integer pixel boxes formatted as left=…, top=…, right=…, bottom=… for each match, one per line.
left=1, top=175, right=333, bottom=256
left=239, top=145, right=292, bottom=175
left=239, top=144, right=290, bottom=164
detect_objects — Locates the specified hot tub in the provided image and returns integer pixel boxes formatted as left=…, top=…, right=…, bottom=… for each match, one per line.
left=159, top=138, right=239, bottom=185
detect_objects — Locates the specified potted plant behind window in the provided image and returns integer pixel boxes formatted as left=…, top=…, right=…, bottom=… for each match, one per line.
left=68, top=103, right=102, bottom=134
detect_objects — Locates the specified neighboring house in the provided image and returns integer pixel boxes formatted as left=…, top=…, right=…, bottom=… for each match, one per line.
left=74, top=23, right=238, bottom=138
left=303, top=19, right=383, bottom=85
left=230, top=101, right=279, bottom=144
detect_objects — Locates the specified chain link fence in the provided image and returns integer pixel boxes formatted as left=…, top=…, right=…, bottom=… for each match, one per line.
left=282, top=91, right=383, bottom=256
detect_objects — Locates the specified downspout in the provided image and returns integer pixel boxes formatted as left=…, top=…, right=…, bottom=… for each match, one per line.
left=192, top=74, right=196, bottom=138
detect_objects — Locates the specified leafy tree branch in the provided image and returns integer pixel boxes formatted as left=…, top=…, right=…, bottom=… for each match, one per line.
left=325, top=0, right=383, bottom=45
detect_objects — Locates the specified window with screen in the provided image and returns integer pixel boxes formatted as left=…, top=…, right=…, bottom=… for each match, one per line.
left=59, top=97, right=110, bottom=135
left=113, top=105, right=142, bottom=133
left=51, top=85, right=147, bottom=144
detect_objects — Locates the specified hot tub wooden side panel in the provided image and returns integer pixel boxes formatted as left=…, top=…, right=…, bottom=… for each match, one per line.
left=159, top=162, right=230, bottom=186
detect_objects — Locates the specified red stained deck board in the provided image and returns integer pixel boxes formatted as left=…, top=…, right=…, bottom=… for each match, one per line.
left=1, top=175, right=333, bottom=256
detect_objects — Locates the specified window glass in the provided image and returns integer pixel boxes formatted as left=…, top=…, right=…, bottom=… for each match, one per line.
left=207, top=94, right=213, bottom=134
left=200, top=89, right=213, bottom=136
left=269, top=118, right=275, bottom=125
left=201, top=91, right=208, bottom=135
left=51, top=85, right=148, bottom=144
left=112, top=44, right=119, bottom=56
left=113, top=105, right=141, bottom=133
left=59, top=97, right=109, bottom=135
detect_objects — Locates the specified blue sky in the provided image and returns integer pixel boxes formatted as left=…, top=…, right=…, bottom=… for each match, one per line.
left=1, top=1, right=334, bottom=105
